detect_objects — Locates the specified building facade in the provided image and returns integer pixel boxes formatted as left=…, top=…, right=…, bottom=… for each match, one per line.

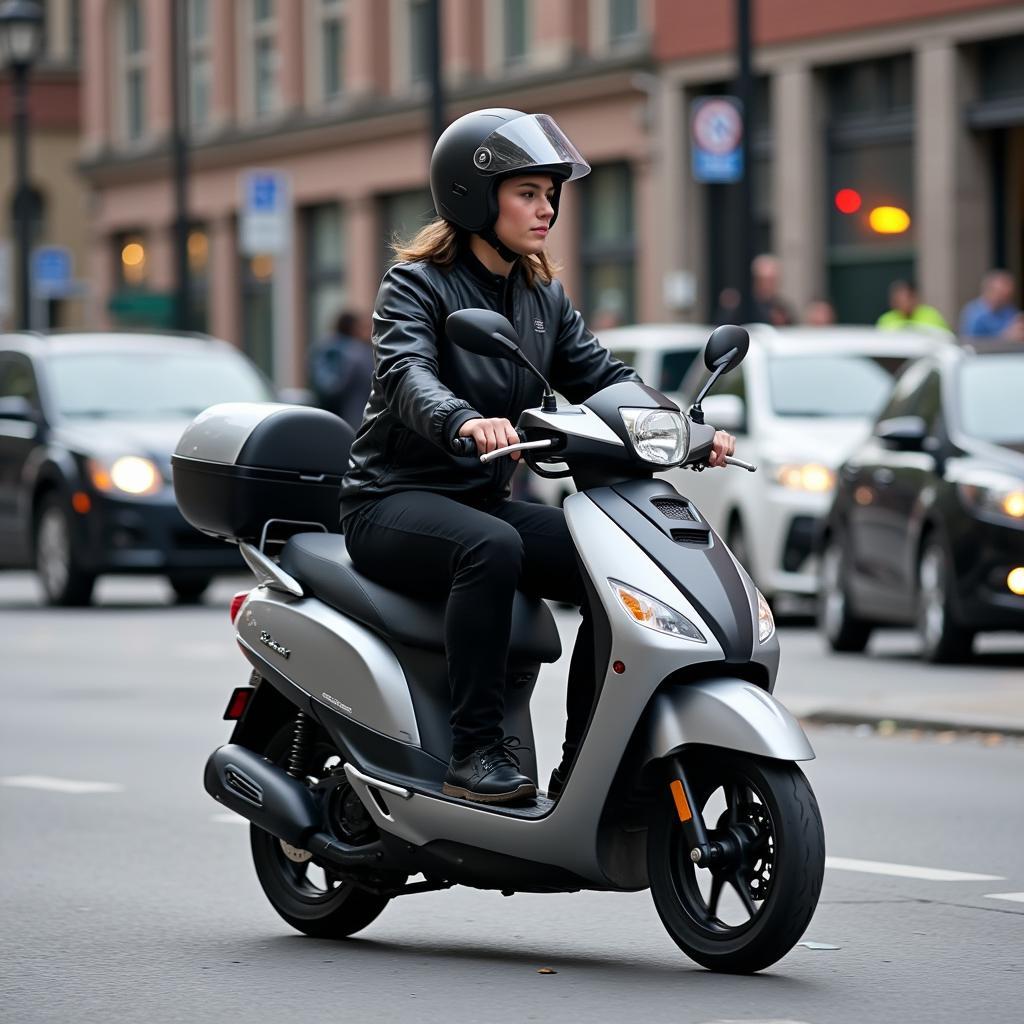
left=0, top=0, right=85, bottom=331
left=78, top=0, right=1024, bottom=386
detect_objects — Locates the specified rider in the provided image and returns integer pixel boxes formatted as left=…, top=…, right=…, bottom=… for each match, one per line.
left=339, top=108, right=735, bottom=804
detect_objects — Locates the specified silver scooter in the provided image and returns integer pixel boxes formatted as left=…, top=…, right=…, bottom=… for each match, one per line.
left=173, top=316, right=825, bottom=975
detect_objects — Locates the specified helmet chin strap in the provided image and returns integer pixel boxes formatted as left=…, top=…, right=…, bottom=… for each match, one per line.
left=479, top=226, right=521, bottom=265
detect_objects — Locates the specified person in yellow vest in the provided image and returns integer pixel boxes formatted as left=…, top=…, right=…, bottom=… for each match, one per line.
left=876, top=279, right=949, bottom=331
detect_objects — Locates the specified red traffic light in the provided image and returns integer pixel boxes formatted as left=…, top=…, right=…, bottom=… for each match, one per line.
left=835, top=188, right=862, bottom=215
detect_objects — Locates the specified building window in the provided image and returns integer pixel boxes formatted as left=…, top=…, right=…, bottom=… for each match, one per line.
left=379, top=188, right=435, bottom=272
left=825, top=56, right=914, bottom=324
left=609, top=0, right=639, bottom=43
left=120, top=0, right=146, bottom=142
left=241, top=252, right=276, bottom=378
left=580, top=163, right=636, bottom=328
left=503, top=0, right=529, bottom=66
left=188, top=0, right=212, bottom=131
left=116, top=233, right=148, bottom=288
left=319, top=0, right=347, bottom=100
left=187, top=226, right=210, bottom=332
left=407, top=0, right=432, bottom=86
left=249, top=0, right=279, bottom=118
left=304, top=204, right=347, bottom=345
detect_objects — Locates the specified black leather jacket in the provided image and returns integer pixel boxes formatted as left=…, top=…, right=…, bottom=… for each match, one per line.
left=339, top=248, right=640, bottom=518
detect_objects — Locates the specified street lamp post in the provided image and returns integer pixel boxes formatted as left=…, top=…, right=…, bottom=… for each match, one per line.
left=0, top=0, right=43, bottom=330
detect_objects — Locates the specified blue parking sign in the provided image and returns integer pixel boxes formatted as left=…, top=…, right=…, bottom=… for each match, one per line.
left=32, top=246, right=73, bottom=299
left=248, top=173, right=280, bottom=213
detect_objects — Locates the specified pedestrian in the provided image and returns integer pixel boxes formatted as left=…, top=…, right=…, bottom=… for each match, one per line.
left=876, top=279, right=949, bottom=331
left=713, top=255, right=796, bottom=326
left=307, top=309, right=374, bottom=428
left=803, top=297, right=837, bottom=326
left=338, top=107, right=735, bottom=804
left=958, top=269, right=1022, bottom=339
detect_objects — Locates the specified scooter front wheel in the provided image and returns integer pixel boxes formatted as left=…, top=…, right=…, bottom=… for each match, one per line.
left=647, top=750, right=824, bottom=974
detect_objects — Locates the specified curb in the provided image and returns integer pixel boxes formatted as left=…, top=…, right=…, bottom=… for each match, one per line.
left=799, top=709, right=1024, bottom=738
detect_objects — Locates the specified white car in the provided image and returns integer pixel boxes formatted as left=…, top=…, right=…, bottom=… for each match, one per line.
left=525, top=323, right=712, bottom=505
left=667, top=325, right=952, bottom=604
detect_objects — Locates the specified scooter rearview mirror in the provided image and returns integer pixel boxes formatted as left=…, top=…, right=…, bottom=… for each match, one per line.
left=446, top=309, right=523, bottom=359
left=703, top=324, right=749, bottom=373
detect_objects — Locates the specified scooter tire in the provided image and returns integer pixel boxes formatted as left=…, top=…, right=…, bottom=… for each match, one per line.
left=647, top=751, right=825, bottom=974
left=249, top=723, right=394, bottom=939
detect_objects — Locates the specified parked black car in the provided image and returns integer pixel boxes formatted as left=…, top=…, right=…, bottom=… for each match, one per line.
left=818, top=342, right=1024, bottom=662
left=0, top=332, right=274, bottom=605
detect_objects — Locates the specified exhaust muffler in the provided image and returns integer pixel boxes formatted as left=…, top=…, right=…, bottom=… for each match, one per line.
left=204, top=744, right=384, bottom=868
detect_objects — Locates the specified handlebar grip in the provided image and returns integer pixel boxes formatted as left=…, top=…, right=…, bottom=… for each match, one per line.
left=450, top=436, right=477, bottom=457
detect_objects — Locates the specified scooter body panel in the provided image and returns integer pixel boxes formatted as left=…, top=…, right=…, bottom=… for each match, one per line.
left=645, top=680, right=815, bottom=763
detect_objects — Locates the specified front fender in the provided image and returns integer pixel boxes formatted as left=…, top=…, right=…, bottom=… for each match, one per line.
left=644, top=677, right=815, bottom=764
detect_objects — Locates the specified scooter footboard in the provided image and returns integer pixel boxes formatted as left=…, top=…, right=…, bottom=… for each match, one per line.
left=644, top=678, right=815, bottom=764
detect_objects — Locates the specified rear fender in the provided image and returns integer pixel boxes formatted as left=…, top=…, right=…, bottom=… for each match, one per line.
left=643, top=677, right=815, bottom=764
left=229, top=674, right=298, bottom=752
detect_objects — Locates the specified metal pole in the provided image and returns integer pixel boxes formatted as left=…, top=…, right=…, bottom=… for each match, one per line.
left=735, top=0, right=754, bottom=323
left=12, top=60, right=30, bottom=330
left=170, top=0, right=190, bottom=331
left=427, top=0, right=444, bottom=147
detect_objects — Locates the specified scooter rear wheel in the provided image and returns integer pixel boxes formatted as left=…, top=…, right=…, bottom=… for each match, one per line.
left=647, top=750, right=824, bottom=974
left=249, top=725, right=395, bottom=939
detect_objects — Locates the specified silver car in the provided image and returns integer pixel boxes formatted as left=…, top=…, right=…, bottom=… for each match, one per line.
left=668, top=325, right=952, bottom=605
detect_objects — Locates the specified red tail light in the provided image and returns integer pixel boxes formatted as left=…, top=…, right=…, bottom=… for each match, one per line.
left=229, top=591, right=248, bottom=624
left=223, top=687, right=254, bottom=720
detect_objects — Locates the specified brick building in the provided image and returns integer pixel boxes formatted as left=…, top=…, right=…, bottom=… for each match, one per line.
left=77, top=1, right=1024, bottom=385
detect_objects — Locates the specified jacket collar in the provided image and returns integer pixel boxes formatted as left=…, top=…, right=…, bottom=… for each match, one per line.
left=457, top=243, right=520, bottom=292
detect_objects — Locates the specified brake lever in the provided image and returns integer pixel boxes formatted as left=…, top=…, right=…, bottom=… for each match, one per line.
left=479, top=439, right=556, bottom=464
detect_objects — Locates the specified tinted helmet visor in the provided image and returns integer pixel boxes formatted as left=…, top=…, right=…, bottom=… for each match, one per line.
left=472, top=114, right=591, bottom=182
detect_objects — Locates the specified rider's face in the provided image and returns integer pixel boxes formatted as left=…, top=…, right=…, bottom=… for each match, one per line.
left=493, top=174, right=557, bottom=257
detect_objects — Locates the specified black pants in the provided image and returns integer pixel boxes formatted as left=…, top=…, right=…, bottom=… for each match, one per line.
left=344, top=491, right=594, bottom=761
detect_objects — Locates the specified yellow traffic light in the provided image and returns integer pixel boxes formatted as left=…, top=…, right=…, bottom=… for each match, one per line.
left=869, top=206, right=911, bottom=234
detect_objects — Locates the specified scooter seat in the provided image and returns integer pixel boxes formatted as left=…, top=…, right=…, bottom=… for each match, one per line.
left=279, top=533, right=563, bottom=664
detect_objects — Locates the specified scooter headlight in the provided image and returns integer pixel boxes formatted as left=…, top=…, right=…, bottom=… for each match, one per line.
left=757, top=589, right=775, bottom=643
left=619, top=408, right=689, bottom=466
left=608, top=579, right=706, bottom=642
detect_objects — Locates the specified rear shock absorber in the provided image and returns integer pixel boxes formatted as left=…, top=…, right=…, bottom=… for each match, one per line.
left=286, top=711, right=312, bottom=779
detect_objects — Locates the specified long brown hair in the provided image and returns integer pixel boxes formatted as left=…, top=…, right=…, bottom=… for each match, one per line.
left=393, top=217, right=560, bottom=288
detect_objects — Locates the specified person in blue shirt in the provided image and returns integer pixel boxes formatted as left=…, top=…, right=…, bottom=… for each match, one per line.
left=959, top=269, right=1022, bottom=339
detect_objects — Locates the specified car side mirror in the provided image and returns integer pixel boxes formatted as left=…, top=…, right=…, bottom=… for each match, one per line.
left=875, top=415, right=927, bottom=450
left=700, top=393, right=746, bottom=433
left=0, top=396, right=39, bottom=423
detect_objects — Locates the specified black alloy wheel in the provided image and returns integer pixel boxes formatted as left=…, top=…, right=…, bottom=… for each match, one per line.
left=34, top=493, right=96, bottom=607
left=916, top=535, right=974, bottom=663
left=648, top=750, right=825, bottom=974
left=818, top=532, right=872, bottom=652
left=249, top=723, right=401, bottom=938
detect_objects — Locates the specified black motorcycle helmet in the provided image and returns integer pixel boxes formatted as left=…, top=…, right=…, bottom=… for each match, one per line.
left=430, top=108, right=591, bottom=261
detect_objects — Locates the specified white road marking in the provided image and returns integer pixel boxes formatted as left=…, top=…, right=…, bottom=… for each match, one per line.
left=984, top=892, right=1024, bottom=904
left=0, top=775, right=124, bottom=794
left=210, top=813, right=248, bottom=825
left=826, top=856, right=1003, bottom=882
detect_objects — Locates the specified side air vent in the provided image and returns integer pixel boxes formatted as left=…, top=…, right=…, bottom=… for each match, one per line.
left=671, top=528, right=710, bottom=545
left=225, top=765, right=263, bottom=806
left=652, top=497, right=697, bottom=521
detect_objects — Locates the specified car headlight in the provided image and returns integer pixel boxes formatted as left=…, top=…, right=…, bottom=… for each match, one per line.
left=619, top=408, right=689, bottom=466
left=757, top=589, right=775, bottom=643
left=608, top=579, right=705, bottom=642
left=772, top=462, right=835, bottom=493
left=88, top=456, right=162, bottom=497
left=956, top=473, right=1024, bottom=524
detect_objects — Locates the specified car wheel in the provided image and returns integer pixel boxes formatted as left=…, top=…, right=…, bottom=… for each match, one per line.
left=817, top=533, right=872, bottom=653
left=726, top=518, right=752, bottom=576
left=916, top=537, right=974, bottom=663
left=168, top=575, right=212, bottom=604
left=35, top=494, right=96, bottom=607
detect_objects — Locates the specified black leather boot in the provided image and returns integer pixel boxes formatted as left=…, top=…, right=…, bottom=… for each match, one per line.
left=547, top=762, right=571, bottom=798
left=443, top=737, right=536, bottom=805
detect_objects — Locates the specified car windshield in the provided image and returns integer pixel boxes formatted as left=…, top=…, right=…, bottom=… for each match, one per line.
left=958, top=355, right=1024, bottom=444
left=46, top=348, right=273, bottom=419
left=767, top=354, right=904, bottom=418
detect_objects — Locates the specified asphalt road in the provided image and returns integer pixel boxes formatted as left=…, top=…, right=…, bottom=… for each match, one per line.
left=2, top=572, right=1022, bottom=1024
